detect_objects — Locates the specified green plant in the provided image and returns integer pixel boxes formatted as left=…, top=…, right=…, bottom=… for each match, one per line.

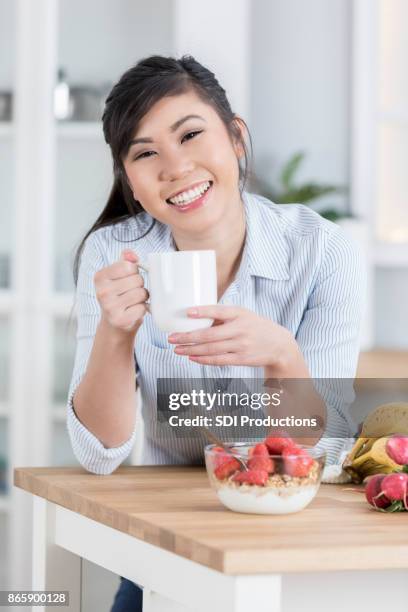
left=253, top=151, right=353, bottom=222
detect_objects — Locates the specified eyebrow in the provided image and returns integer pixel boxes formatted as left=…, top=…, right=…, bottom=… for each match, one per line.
left=128, top=114, right=206, bottom=148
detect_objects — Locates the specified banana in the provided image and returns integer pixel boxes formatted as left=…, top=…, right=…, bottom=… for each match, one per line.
left=343, top=437, right=399, bottom=483
left=344, top=403, right=408, bottom=464
left=342, top=403, right=408, bottom=483
left=370, top=437, right=400, bottom=467
left=350, top=437, right=398, bottom=469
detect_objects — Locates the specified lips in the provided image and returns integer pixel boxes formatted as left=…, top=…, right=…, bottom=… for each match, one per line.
left=165, top=180, right=212, bottom=206
left=166, top=181, right=213, bottom=213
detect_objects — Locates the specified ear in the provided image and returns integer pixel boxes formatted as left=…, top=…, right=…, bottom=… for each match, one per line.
left=231, top=116, right=247, bottom=160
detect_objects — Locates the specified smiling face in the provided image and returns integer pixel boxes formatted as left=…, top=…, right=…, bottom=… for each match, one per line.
left=122, top=89, right=244, bottom=235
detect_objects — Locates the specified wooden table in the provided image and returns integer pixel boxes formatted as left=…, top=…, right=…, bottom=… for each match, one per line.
left=14, top=466, right=408, bottom=612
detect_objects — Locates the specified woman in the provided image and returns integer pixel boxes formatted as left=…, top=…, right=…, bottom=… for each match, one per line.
left=67, top=55, right=363, bottom=611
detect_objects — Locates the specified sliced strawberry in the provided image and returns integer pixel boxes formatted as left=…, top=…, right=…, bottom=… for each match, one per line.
left=249, top=443, right=269, bottom=457
left=232, top=469, right=269, bottom=486
left=214, top=457, right=241, bottom=480
left=248, top=455, right=275, bottom=473
left=282, top=447, right=314, bottom=477
left=264, top=435, right=296, bottom=454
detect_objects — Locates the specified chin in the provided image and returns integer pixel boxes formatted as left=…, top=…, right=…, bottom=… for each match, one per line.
left=183, top=208, right=223, bottom=231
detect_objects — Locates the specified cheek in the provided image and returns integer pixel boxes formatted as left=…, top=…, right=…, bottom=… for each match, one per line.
left=126, top=166, right=163, bottom=211
left=205, top=140, right=240, bottom=183
left=126, top=166, right=148, bottom=195
left=124, top=165, right=173, bottom=222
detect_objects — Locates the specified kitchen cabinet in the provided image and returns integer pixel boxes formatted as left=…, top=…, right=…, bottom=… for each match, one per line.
left=1, top=0, right=174, bottom=597
left=1, top=0, right=251, bottom=599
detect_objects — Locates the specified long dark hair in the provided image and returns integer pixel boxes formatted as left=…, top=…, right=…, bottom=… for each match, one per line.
left=72, top=54, right=252, bottom=290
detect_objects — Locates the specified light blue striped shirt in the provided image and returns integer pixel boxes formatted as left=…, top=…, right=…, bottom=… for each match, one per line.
left=67, top=192, right=364, bottom=475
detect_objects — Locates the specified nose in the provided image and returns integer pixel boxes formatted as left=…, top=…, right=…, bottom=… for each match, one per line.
left=158, top=149, right=195, bottom=182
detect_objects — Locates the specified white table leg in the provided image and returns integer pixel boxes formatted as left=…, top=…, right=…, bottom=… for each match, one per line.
left=229, top=575, right=282, bottom=612
left=49, top=504, right=281, bottom=612
left=32, top=496, right=82, bottom=612
left=143, top=575, right=281, bottom=612
left=143, top=588, right=191, bottom=611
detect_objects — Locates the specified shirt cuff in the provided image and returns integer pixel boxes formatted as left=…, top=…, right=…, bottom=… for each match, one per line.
left=66, top=383, right=136, bottom=475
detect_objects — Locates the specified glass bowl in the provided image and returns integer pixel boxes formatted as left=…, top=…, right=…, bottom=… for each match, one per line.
left=204, top=441, right=326, bottom=515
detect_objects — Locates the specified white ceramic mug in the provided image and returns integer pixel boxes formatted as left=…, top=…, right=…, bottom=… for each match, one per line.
left=138, top=250, right=217, bottom=333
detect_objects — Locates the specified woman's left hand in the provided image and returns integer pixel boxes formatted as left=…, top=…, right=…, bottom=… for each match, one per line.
left=167, top=305, right=305, bottom=372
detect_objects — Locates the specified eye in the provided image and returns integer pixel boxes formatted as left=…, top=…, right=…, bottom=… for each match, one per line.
left=134, top=150, right=156, bottom=161
left=181, top=130, right=203, bottom=143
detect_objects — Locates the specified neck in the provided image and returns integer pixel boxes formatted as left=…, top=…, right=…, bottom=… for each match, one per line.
left=171, top=195, right=246, bottom=300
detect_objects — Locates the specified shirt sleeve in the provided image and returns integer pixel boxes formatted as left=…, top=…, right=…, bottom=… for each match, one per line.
left=294, top=225, right=366, bottom=465
left=66, top=231, right=137, bottom=475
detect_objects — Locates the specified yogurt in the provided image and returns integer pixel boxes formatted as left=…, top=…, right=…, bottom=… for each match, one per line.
left=217, top=484, right=319, bottom=514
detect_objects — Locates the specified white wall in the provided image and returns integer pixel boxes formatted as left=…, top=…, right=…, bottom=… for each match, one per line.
left=58, top=0, right=173, bottom=84
left=250, top=0, right=407, bottom=348
left=250, top=0, right=351, bottom=212
left=173, top=0, right=250, bottom=119
left=375, top=269, right=408, bottom=349
left=0, top=0, right=15, bottom=87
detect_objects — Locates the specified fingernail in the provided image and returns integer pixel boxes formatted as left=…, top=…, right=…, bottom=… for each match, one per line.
left=168, top=334, right=178, bottom=342
left=124, top=251, right=137, bottom=262
left=187, top=308, right=199, bottom=316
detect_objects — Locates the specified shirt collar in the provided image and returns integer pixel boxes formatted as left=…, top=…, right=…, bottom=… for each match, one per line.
left=143, top=191, right=290, bottom=281
left=239, top=192, right=290, bottom=281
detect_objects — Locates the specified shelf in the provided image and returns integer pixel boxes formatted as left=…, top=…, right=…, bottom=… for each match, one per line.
left=356, top=350, right=408, bottom=392
left=1, top=121, right=103, bottom=139
left=357, top=349, right=408, bottom=378
left=378, top=110, right=408, bottom=125
left=53, top=405, right=66, bottom=422
left=0, top=493, right=10, bottom=514
left=0, top=290, right=14, bottom=314
left=57, top=122, right=103, bottom=139
left=0, top=403, right=68, bottom=422
left=0, top=291, right=76, bottom=316
left=0, top=122, right=13, bottom=137
left=373, top=242, right=408, bottom=267
left=51, top=292, right=76, bottom=317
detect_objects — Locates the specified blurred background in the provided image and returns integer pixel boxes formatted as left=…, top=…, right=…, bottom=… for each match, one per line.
left=0, top=0, right=407, bottom=609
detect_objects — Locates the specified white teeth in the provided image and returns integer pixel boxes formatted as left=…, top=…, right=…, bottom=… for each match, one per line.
left=168, top=181, right=211, bottom=205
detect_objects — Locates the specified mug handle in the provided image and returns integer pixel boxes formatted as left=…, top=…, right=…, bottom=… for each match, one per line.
left=136, top=261, right=151, bottom=313
left=136, top=261, right=149, bottom=273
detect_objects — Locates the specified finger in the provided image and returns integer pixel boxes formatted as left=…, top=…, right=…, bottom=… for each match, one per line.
left=105, top=259, right=141, bottom=280
left=188, top=353, right=241, bottom=366
left=121, top=250, right=149, bottom=276
left=95, top=273, right=144, bottom=301
left=119, top=287, right=149, bottom=309
left=174, top=340, right=236, bottom=356
left=121, top=302, right=148, bottom=324
left=168, top=321, right=236, bottom=345
left=186, top=305, right=241, bottom=320
left=120, top=249, right=138, bottom=263
left=116, top=274, right=145, bottom=296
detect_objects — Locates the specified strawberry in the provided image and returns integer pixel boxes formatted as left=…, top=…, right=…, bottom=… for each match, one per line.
left=265, top=435, right=296, bottom=455
left=248, top=443, right=269, bottom=457
left=214, top=457, right=241, bottom=480
left=248, top=455, right=275, bottom=473
left=282, top=447, right=314, bottom=477
left=232, top=469, right=269, bottom=486
left=212, top=446, right=229, bottom=469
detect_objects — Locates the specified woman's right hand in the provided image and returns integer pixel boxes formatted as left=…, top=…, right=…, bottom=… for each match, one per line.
left=94, top=249, right=149, bottom=334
